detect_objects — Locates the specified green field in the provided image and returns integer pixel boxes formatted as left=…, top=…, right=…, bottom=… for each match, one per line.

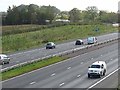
left=2, top=24, right=118, bottom=53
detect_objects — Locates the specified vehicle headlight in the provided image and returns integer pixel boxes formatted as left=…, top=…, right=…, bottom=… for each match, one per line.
left=88, top=70, right=93, bottom=73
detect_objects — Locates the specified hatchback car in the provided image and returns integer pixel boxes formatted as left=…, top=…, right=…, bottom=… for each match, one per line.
left=0, top=54, right=10, bottom=65
left=75, top=39, right=84, bottom=45
left=46, top=42, right=56, bottom=49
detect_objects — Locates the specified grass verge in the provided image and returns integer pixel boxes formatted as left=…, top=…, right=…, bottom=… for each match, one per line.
left=2, top=24, right=118, bottom=53
left=2, top=56, right=67, bottom=80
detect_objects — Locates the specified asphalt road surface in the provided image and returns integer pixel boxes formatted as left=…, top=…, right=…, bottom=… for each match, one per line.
left=2, top=41, right=118, bottom=89
left=88, top=69, right=119, bottom=89
left=3, top=33, right=118, bottom=69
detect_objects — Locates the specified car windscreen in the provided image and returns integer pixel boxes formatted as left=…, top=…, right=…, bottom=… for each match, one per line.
left=47, top=43, right=51, bottom=45
left=88, top=37, right=93, bottom=41
left=91, top=65, right=100, bottom=68
left=3, top=56, right=9, bottom=59
left=76, top=40, right=80, bottom=42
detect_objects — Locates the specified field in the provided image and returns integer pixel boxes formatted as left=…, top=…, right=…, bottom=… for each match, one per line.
left=2, top=24, right=118, bottom=53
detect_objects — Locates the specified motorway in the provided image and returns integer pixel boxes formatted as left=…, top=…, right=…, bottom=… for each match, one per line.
left=3, top=33, right=118, bottom=69
left=89, top=70, right=119, bottom=89
left=2, top=41, right=119, bottom=88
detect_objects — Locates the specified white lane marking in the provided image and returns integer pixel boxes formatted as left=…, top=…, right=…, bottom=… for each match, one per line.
left=101, top=55, right=102, bottom=56
left=51, top=73, right=56, bottom=76
left=16, top=61, right=19, bottom=63
left=91, top=58, right=93, bottom=60
left=87, top=67, right=120, bottom=90
left=67, top=67, right=71, bottom=70
left=59, top=83, right=65, bottom=86
left=3, top=52, right=86, bottom=82
left=111, top=59, right=113, bottom=61
left=30, top=82, right=36, bottom=85
left=81, top=62, right=83, bottom=64
left=9, top=49, right=41, bottom=56
left=77, top=74, right=81, bottom=78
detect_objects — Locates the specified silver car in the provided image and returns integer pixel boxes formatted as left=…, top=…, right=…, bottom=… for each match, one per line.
left=46, top=42, right=56, bottom=49
left=0, top=54, right=10, bottom=65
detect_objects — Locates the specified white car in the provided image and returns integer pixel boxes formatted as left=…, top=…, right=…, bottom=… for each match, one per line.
left=88, top=61, right=107, bottom=78
left=0, top=54, right=10, bottom=65
left=87, top=37, right=97, bottom=44
left=46, top=42, right=56, bottom=49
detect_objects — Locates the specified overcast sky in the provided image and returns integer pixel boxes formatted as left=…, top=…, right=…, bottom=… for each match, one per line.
left=0, top=0, right=120, bottom=12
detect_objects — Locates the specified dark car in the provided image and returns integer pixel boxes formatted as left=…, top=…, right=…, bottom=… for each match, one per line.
left=75, top=39, right=84, bottom=45
left=46, top=42, right=56, bottom=49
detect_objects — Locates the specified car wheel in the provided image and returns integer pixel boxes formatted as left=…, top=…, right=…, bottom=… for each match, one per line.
left=97, top=74, right=101, bottom=78
left=103, top=71, right=104, bottom=76
left=2, top=61, right=4, bottom=65
left=103, top=70, right=106, bottom=76
left=7, top=62, right=9, bottom=64
left=88, top=74, right=90, bottom=78
left=99, top=72, right=102, bottom=78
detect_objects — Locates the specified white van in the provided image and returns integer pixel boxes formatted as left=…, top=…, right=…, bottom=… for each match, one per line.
left=87, top=37, right=97, bottom=44
left=88, top=61, right=107, bottom=78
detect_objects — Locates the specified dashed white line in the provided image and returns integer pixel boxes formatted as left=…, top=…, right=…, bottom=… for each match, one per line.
left=30, top=82, right=36, bottom=85
left=9, top=49, right=39, bottom=56
left=91, top=58, right=93, bottom=60
left=81, top=62, right=83, bottom=64
left=59, top=83, right=65, bottom=86
left=67, top=67, right=71, bottom=70
left=51, top=73, right=56, bottom=76
left=16, top=61, right=19, bottom=63
left=77, top=74, right=81, bottom=78
left=101, top=55, right=103, bottom=56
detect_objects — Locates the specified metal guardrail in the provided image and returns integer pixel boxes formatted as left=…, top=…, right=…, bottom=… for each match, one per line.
left=1, top=38, right=118, bottom=72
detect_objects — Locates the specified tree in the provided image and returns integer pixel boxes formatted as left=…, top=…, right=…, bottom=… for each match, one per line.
left=98, top=11, right=117, bottom=23
left=38, top=5, right=60, bottom=24
left=45, top=5, right=60, bottom=23
left=69, top=8, right=80, bottom=23
left=55, top=11, right=69, bottom=20
left=27, top=4, right=39, bottom=24
left=5, top=6, right=14, bottom=25
left=85, top=6, right=98, bottom=21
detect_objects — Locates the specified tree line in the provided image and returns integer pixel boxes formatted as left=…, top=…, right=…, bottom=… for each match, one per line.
left=1, top=4, right=118, bottom=25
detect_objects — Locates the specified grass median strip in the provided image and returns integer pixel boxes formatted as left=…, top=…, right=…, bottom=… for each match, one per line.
left=2, top=56, right=66, bottom=80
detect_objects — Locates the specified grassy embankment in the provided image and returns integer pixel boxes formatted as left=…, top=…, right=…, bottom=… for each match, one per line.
left=2, top=24, right=118, bottom=53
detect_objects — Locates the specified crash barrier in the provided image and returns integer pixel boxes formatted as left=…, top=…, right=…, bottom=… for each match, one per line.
left=1, top=38, right=118, bottom=72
